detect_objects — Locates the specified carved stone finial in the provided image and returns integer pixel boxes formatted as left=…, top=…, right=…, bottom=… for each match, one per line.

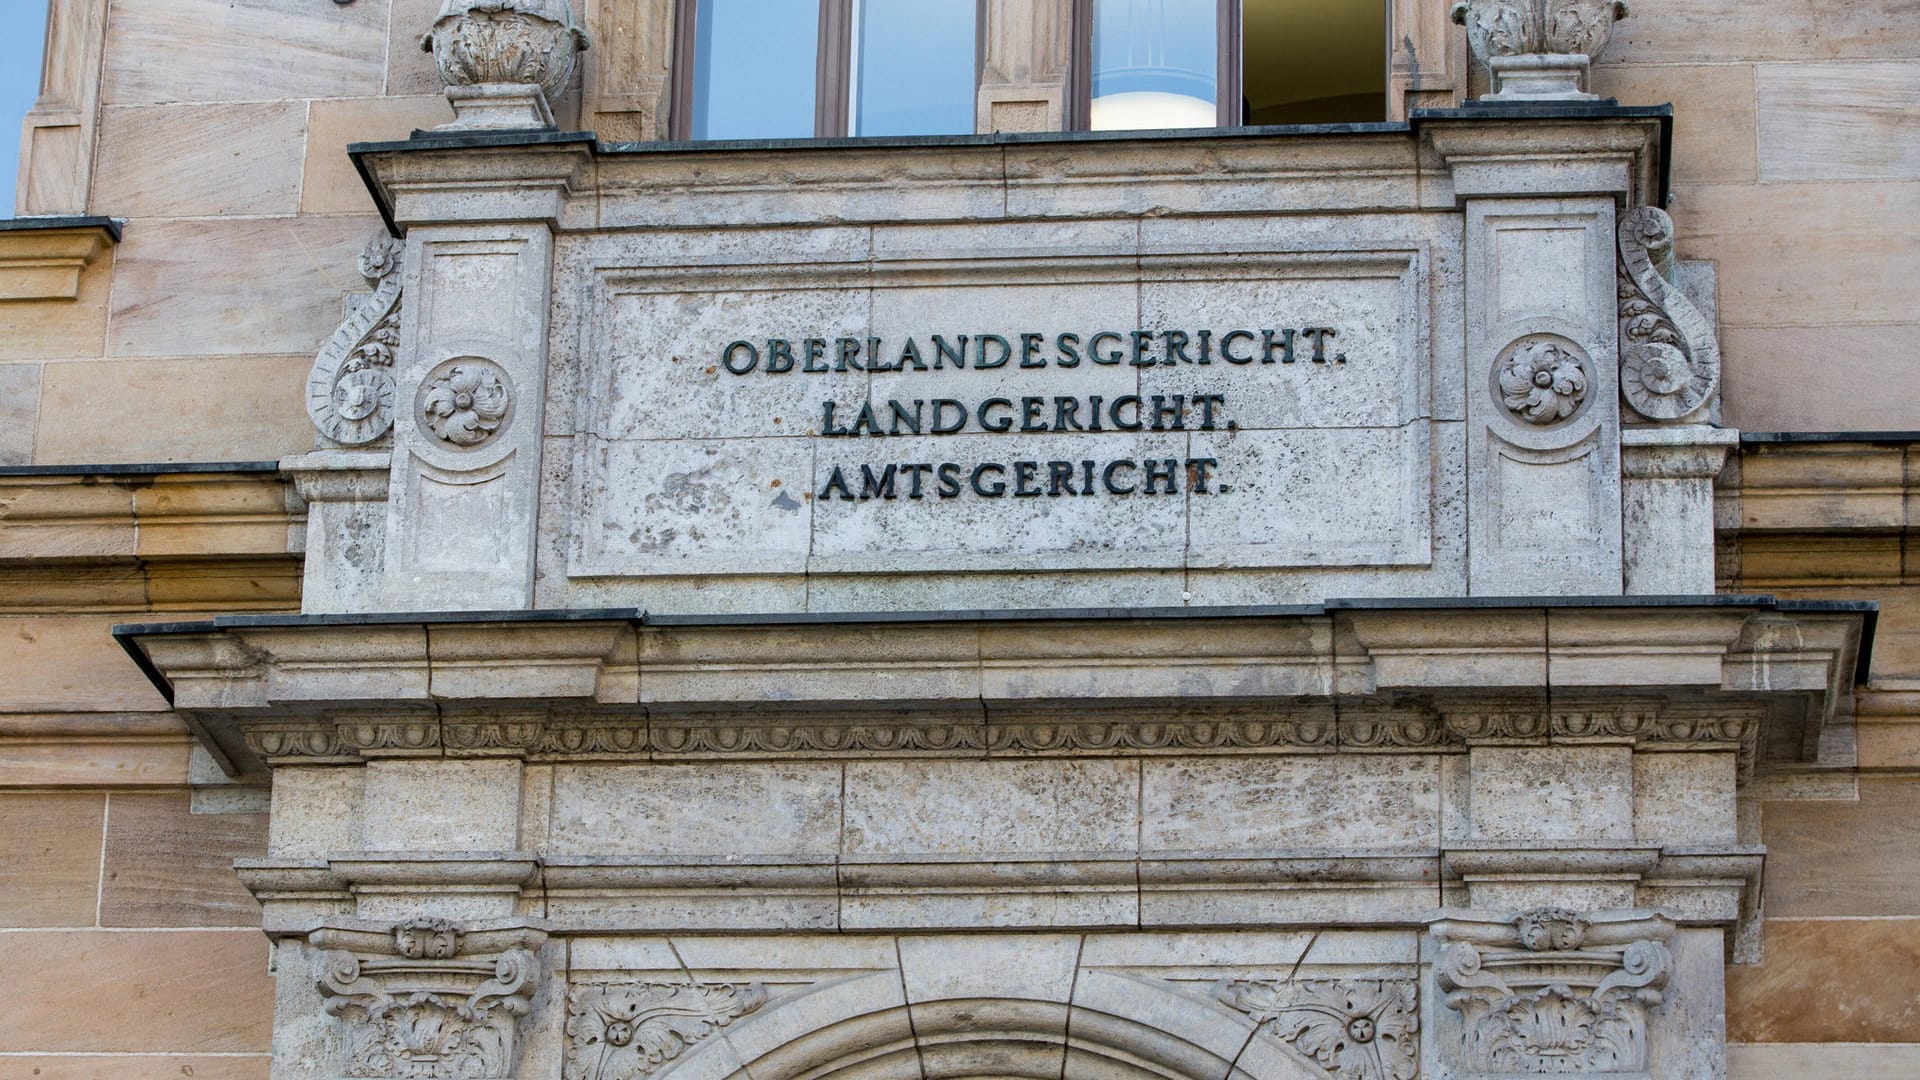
left=307, top=234, right=404, bottom=448
left=421, top=0, right=591, bottom=131
left=1450, top=0, right=1631, bottom=101
left=1617, top=205, right=1719, bottom=422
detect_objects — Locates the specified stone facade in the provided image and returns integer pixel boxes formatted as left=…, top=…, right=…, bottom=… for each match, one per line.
left=1, top=2, right=1918, bottom=1079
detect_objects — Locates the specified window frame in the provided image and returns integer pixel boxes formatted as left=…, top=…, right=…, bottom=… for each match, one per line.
left=670, top=0, right=986, bottom=141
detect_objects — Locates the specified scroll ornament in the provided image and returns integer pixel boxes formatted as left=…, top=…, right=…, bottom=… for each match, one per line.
left=1216, top=979, right=1420, bottom=1080
left=1617, top=206, right=1720, bottom=422
left=315, top=918, right=545, bottom=1079
left=1435, top=908, right=1674, bottom=1074
left=308, top=235, right=404, bottom=447
left=564, top=982, right=768, bottom=1080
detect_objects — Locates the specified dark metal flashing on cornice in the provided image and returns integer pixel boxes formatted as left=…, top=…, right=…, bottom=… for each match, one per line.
left=0, top=215, right=124, bottom=242
left=113, top=593, right=1878, bottom=707
left=1742, top=431, right=1920, bottom=445
left=347, top=103, right=1676, bottom=235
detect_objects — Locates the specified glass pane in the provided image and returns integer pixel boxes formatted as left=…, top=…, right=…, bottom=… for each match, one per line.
left=1240, top=0, right=1386, bottom=124
left=693, top=0, right=819, bottom=140
left=1091, top=0, right=1218, bottom=131
left=0, top=0, right=48, bottom=213
left=853, top=0, right=976, bottom=136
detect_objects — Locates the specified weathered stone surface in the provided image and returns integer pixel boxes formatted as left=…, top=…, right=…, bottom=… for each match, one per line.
left=0, top=363, right=39, bottom=465
left=0, top=616, right=169, bottom=712
left=362, top=759, right=523, bottom=851
left=100, top=0, right=386, bottom=104
left=1757, top=61, right=1920, bottom=181
left=1634, top=753, right=1738, bottom=845
left=0, top=240, right=110, bottom=361
left=93, top=102, right=307, bottom=218
left=1470, top=746, right=1634, bottom=840
left=1723, top=324, right=1920, bottom=431
left=0, top=792, right=103, bottom=927
left=1141, top=757, right=1439, bottom=852
left=1728, top=1043, right=1920, bottom=1078
left=0, top=1056, right=268, bottom=1079
left=99, top=792, right=265, bottom=927
left=551, top=763, right=842, bottom=856
left=1727, top=918, right=1920, bottom=1042
left=36, top=356, right=312, bottom=464
left=0, top=930, right=273, bottom=1052
left=1762, top=777, right=1920, bottom=916
left=1607, top=0, right=1920, bottom=63
left=1591, top=63, right=1759, bottom=183
left=844, top=760, right=1137, bottom=857
left=301, top=95, right=456, bottom=215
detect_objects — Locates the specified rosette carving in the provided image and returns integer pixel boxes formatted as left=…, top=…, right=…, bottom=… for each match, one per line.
left=1496, top=335, right=1590, bottom=425
left=422, top=0, right=590, bottom=102
left=1433, top=908, right=1674, bottom=1075
left=1216, top=979, right=1419, bottom=1080
left=419, top=360, right=512, bottom=448
left=564, top=982, right=767, bottom=1080
left=307, top=235, right=404, bottom=447
left=1617, top=206, right=1720, bottom=422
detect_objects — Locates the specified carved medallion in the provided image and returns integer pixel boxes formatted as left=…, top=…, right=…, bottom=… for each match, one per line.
left=1494, top=334, right=1591, bottom=425
left=307, top=234, right=405, bottom=446
left=418, top=358, right=513, bottom=448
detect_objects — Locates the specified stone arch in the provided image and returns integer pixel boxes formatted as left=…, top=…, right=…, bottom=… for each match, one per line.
left=658, top=970, right=1332, bottom=1080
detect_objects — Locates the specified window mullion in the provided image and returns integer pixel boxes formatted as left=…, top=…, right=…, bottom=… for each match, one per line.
left=817, top=0, right=853, bottom=137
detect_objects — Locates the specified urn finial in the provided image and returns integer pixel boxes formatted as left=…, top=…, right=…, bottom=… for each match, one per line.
left=421, top=0, right=591, bottom=131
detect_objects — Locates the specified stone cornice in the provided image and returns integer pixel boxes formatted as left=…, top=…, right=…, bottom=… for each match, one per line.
left=117, top=599, right=1866, bottom=779
left=0, top=216, right=119, bottom=301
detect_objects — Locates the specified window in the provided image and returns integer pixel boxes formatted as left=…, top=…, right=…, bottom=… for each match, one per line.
left=675, top=0, right=980, bottom=140
left=1077, top=0, right=1388, bottom=130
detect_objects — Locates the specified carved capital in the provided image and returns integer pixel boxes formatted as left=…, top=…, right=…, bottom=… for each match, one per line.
left=564, top=981, right=768, bottom=1080
left=1431, top=907, right=1674, bottom=1075
left=313, top=919, right=548, bottom=1079
left=1216, top=978, right=1420, bottom=1080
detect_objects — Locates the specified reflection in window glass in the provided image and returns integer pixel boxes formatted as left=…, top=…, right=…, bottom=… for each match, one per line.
left=1240, top=0, right=1386, bottom=124
left=852, top=0, right=976, bottom=137
left=1091, top=0, right=1217, bottom=131
left=692, top=0, right=819, bottom=140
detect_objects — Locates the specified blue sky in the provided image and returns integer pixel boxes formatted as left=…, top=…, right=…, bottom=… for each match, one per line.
left=1, top=0, right=50, bottom=216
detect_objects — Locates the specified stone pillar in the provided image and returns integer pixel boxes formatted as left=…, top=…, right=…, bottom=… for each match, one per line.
left=1622, top=426, right=1737, bottom=594
left=282, top=451, right=393, bottom=614
left=977, top=0, right=1071, bottom=133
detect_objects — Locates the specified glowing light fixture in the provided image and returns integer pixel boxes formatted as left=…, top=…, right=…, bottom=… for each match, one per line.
left=1090, top=0, right=1218, bottom=131
left=1090, top=90, right=1217, bottom=131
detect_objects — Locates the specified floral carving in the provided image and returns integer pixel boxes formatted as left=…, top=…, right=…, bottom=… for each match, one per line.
left=422, top=0, right=590, bottom=102
left=317, top=922, right=544, bottom=1079
left=308, top=234, right=404, bottom=447
left=1497, top=336, right=1590, bottom=425
left=563, top=982, right=767, bottom=1080
left=1216, top=979, right=1419, bottom=1080
left=1434, top=909, right=1673, bottom=1075
left=1450, top=0, right=1630, bottom=61
left=420, top=361, right=512, bottom=448
left=1618, top=206, right=1719, bottom=421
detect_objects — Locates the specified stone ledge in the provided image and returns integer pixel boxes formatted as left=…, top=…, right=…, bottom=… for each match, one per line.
left=0, top=217, right=120, bottom=301
left=116, top=599, right=1868, bottom=780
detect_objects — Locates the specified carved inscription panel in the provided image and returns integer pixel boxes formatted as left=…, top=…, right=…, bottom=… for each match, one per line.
left=563, top=235, right=1440, bottom=586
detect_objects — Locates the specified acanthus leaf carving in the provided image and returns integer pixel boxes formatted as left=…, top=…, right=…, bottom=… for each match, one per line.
left=315, top=920, right=546, bottom=1080
left=564, top=982, right=767, bottom=1080
left=308, top=234, right=405, bottom=447
left=1617, top=206, right=1719, bottom=422
left=1216, top=978, right=1420, bottom=1080
left=1433, top=908, right=1673, bottom=1075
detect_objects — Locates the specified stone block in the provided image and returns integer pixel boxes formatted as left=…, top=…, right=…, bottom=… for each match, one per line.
left=106, top=216, right=378, bottom=358
left=0, top=929, right=272, bottom=1051
left=0, top=1057, right=268, bottom=1079
left=1675, top=181, right=1920, bottom=330
left=387, top=0, right=448, bottom=97
left=101, top=0, right=386, bottom=105
left=1589, top=64, right=1758, bottom=183
left=1606, top=0, right=1920, bottom=63
left=0, top=792, right=103, bottom=927
left=1469, top=746, right=1634, bottom=840
left=35, top=356, right=313, bottom=464
left=1633, top=753, right=1738, bottom=845
left=1727, top=918, right=1920, bottom=1042
left=1761, top=777, right=1920, bottom=917
left=361, top=759, right=523, bottom=852
left=841, top=760, right=1137, bottom=857
left=0, top=364, right=38, bottom=465
left=1758, top=61, right=1920, bottom=181
left=99, top=792, right=265, bottom=927
left=0, top=615, right=169, bottom=712
left=1728, top=1043, right=1920, bottom=1078
left=1720, top=322, right=1920, bottom=428
left=302, top=95, right=456, bottom=215
left=0, top=243, right=110, bottom=362
left=897, top=934, right=1082, bottom=1003
left=93, top=102, right=307, bottom=217
left=1076, top=931, right=1317, bottom=976
left=550, top=763, right=842, bottom=857
left=0, top=736, right=192, bottom=789
left=669, top=934, right=901, bottom=978
left=1140, top=757, right=1440, bottom=853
